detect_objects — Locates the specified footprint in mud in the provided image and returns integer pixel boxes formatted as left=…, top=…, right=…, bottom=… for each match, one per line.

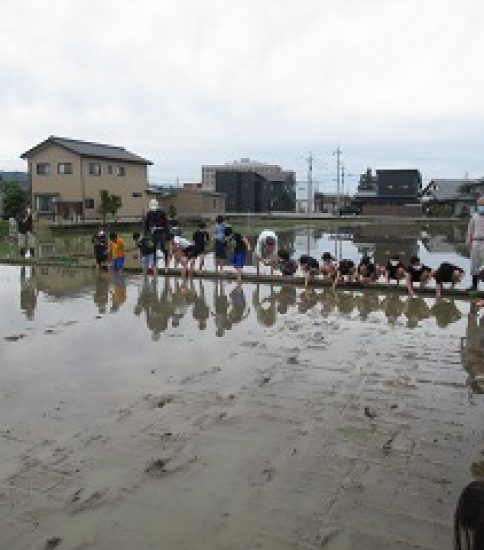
left=287, top=356, right=299, bottom=365
left=4, top=334, right=26, bottom=342
left=44, top=537, right=62, bottom=549
left=145, top=458, right=169, bottom=476
left=155, top=397, right=173, bottom=409
left=259, top=376, right=271, bottom=387
left=70, top=489, right=107, bottom=514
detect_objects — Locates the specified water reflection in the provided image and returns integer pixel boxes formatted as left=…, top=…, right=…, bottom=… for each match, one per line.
left=20, top=267, right=38, bottom=320
left=461, top=304, right=484, bottom=393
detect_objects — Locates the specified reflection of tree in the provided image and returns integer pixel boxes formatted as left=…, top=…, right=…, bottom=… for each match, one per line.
left=461, top=305, right=484, bottom=393
left=274, top=285, right=297, bottom=314
left=298, top=288, right=318, bottom=313
left=319, top=288, right=337, bottom=317
left=337, top=291, right=355, bottom=316
left=20, top=266, right=37, bottom=320
left=356, top=292, right=381, bottom=321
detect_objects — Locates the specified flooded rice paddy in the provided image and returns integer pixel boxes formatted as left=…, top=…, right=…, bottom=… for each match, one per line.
left=1, top=261, right=484, bottom=550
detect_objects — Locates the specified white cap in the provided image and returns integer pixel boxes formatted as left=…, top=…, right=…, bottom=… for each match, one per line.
left=148, top=198, right=159, bottom=211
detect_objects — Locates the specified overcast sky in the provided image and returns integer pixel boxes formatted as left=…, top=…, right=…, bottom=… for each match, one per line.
left=1, top=0, right=483, bottom=192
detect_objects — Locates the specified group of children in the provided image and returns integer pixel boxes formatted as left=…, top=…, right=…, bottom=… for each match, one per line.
left=296, top=251, right=468, bottom=297
left=91, top=203, right=481, bottom=302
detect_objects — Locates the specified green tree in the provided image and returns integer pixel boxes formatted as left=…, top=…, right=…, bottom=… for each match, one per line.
left=3, top=182, right=27, bottom=219
left=98, top=190, right=122, bottom=224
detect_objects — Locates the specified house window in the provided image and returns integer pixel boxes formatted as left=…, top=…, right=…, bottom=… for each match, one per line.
left=84, top=198, right=95, bottom=209
left=132, top=192, right=142, bottom=198
left=57, top=163, right=72, bottom=175
left=36, top=163, right=50, bottom=175
left=89, top=163, right=101, bottom=176
left=116, top=166, right=126, bottom=177
left=35, top=195, right=56, bottom=212
left=107, top=165, right=113, bottom=175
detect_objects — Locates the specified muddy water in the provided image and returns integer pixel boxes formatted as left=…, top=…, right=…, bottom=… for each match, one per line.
left=1, top=266, right=483, bottom=550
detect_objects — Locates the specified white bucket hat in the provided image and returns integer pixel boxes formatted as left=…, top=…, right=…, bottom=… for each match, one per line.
left=148, top=198, right=159, bottom=211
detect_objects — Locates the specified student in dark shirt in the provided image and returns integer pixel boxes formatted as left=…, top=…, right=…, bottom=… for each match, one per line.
left=192, top=222, right=210, bottom=271
left=333, top=259, right=357, bottom=288
left=321, top=252, right=338, bottom=282
left=385, top=255, right=406, bottom=285
left=92, top=227, right=108, bottom=273
left=358, top=255, right=379, bottom=283
left=133, top=231, right=156, bottom=276
left=434, top=262, right=464, bottom=297
left=278, top=250, right=298, bottom=276
left=299, top=254, right=320, bottom=288
left=231, top=232, right=251, bottom=283
left=406, top=256, right=433, bottom=297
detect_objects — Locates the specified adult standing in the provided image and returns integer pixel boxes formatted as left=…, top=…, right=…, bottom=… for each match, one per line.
left=467, top=196, right=484, bottom=290
left=144, top=199, right=169, bottom=271
left=255, top=229, right=278, bottom=275
left=17, top=204, right=34, bottom=258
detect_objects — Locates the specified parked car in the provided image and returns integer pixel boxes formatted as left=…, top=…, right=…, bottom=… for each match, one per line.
left=339, top=205, right=361, bottom=216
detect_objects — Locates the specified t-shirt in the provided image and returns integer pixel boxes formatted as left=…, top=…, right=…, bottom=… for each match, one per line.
left=193, top=229, right=209, bottom=250
left=92, top=232, right=108, bottom=252
left=138, top=235, right=154, bottom=256
left=386, top=258, right=404, bottom=279
left=256, top=230, right=278, bottom=258
left=339, top=259, right=355, bottom=275
left=233, top=233, right=248, bottom=254
left=300, top=255, right=319, bottom=270
left=407, top=262, right=431, bottom=283
left=214, top=223, right=226, bottom=242
left=173, top=236, right=192, bottom=250
left=435, top=262, right=461, bottom=284
left=144, top=209, right=168, bottom=233
left=17, top=209, right=33, bottom=234
left=109, top=238, right=125, bottom=259
left=359, top=258, right=376, bottom=276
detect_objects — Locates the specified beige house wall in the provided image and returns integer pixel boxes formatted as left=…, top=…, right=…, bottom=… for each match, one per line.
left=29, top=144, right=82, bottom=204
left=81, top=159, right=148, bottom=219
left=157, top=189, right=225, bottom=215
left=26, top=143, right=149, bottom=220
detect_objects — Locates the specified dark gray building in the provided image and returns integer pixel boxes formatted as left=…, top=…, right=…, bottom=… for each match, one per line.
left=215, top=171, right=270, bottom=213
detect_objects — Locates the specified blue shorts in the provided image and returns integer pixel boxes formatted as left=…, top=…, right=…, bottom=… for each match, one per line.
left=215, top=241, right=227, bottom=260
left=233, top=252, right=245, bottom=269
left=112, top=256, right=125, bottom=271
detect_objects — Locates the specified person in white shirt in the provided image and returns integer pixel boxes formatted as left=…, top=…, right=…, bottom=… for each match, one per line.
left=172, top=235, right=197, bottom=277
left=467, top=196, right=484, bottom=290
left=255, top=230, right=278, bottom=275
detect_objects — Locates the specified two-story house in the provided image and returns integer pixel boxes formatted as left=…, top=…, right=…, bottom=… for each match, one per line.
left=21, top=136, right=152, bottom=220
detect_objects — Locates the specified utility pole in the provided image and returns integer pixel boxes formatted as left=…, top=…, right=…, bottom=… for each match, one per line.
left=333, top=146, right=342, bottom=215
left=306, top=152, right=313, bottom=213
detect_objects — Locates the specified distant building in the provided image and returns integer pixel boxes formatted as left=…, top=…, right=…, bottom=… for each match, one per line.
left=203, top=158, right=296, bottom=212
left=148, top=187, right=225, bottom=217
left=215, top=171, right=269, bottom=213
left=314, top=193, right=352, bottom=214
left=421, top=178, right=483, bottom=217
left=353, top=168, right=422, bottom=216
left=21, top=136, right=152, bottom=221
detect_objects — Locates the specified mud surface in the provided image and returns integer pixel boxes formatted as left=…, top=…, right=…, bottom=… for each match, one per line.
left=1, top=266, right=483, bottom=549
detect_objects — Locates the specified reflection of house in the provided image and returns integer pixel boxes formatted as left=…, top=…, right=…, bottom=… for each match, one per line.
left=351, top=224, right=419, bottom=265
left=34, top=266, right=97, bottom=299
left=21, top=136, right=152, bottom=221
left=313, top=193, right=352, bottom=214
left=421, top=179, right=480, bottom=217
left=354, top=168, right=422, bottom=216
left=148, top=187, right=226, bottom=217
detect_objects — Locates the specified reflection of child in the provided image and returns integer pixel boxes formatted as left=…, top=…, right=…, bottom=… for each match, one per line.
left=92, top=227, right=108, bottom=272
left=109, top=232, right=125, bottom=273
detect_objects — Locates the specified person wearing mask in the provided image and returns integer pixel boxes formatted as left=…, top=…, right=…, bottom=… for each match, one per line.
left=255, top=229, right=278, bottom=275
left=467, top=196, right=484, bottom=291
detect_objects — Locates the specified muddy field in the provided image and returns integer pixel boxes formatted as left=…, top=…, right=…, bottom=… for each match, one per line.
left=1, top=266, right=483, bottom=549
